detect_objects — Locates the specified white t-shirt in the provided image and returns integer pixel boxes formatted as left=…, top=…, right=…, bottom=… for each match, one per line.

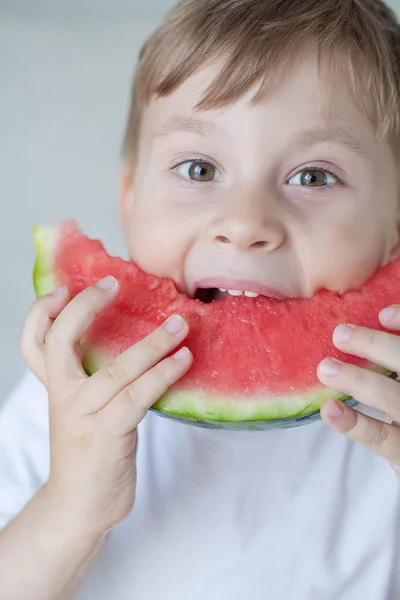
left=0, top=371, right=399, bottom=600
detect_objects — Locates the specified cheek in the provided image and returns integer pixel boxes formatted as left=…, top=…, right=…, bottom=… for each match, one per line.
left=124, top=206, right=190, bottom=282
left=304, top=204, right=388, bottom=292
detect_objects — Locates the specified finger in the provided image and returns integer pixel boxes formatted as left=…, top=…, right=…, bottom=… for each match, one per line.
left=318, top=358, right=400, bottom=422
left=20, top=287, right=70, bottom=384
left=45, top=276, right=119, bottom=384
left=86, top=314, right=190, bottom=413
left=321, top=399, right=400, bottom=465
left=331, top=323, right=400, bottom=374
left=379, top=304, right=400, bottom=331
left=101, top=346, right=193, bottom=433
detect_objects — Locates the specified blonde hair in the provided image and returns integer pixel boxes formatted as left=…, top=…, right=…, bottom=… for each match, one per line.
left=122, top=0, right=400, bottom=162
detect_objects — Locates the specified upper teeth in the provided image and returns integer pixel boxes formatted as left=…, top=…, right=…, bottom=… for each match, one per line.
left=219, top=288, right=259, bottom=298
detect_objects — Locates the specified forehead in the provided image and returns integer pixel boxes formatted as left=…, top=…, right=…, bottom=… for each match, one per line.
left=140, top=54, right=379, bottom=155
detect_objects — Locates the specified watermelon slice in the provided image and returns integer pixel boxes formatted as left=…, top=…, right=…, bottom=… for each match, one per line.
left=33, top=221, right=399, bottom=430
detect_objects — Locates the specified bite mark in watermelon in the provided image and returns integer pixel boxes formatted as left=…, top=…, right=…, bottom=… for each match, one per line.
left=32, top=221, right=398, bottom=430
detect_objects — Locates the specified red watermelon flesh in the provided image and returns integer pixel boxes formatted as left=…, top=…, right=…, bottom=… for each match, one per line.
left=33, top=220, right=399, bottom=430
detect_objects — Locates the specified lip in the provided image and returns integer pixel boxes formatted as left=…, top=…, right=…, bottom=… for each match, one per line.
left=193, top=278, right=287, bottom=300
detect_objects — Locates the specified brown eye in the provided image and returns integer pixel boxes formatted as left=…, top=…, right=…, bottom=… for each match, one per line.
left=175, top=159, right=222, bottom=183
left=300, top=169, right=328, bottom=186
left=288, top=168, right=338, bottom=188
left=188, top=161, right=216, bottom=182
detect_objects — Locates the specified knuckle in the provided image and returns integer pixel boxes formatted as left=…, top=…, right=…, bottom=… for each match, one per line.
left=148, top=363, right=168, bottom=389
left=66, top=287, right=104, bottom=324
left=20, top=338, right=36, bottom=365
left=33, top=294, right=50, bottom=309
left=122, top=384, right=149, bottom=422
left=20, top=321, right=36, bottom=358
left=367, top=421, right=389, bottom=449
left=126, top=364, right=168, bottom=401
left=44, top=325, right=63, bottom=350
left=340, top=406, right=358, bottom=434
left=363, top=327, right=377, bottom=353
left=122, top=383, right=140, bottom=407
left=73, top=288, right=97, bottom=312
left=350, top=365, right=367, bottom=390
left=73, top=284, right=108, bottom=316
left=154, top=356, right=186, bottom=387
left=102, top=361, right=130, bottom=386
left=19, top=333, right=33, bottom=360
left=144, top=332, right=166, bottom=357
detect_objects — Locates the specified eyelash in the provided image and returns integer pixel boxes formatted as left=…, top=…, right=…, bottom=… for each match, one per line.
left=170, top=158, right=344, bottom=188
left=171, top=156, right=216, bottom=173
left=288, top=163, right=344, bottom=188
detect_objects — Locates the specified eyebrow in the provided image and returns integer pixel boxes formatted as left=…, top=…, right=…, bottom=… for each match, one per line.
left=293, top=125, right=370, bottom=158
left=151, top=115, right=225, bottom=140
left=153, top=116, right=370, bottom=158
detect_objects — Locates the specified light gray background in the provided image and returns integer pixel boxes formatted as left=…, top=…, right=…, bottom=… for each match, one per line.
left=1, top=0, right=400, bottom=402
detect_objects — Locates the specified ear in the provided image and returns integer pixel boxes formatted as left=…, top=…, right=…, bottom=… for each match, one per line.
left=118, top=166, right=134, bottom=237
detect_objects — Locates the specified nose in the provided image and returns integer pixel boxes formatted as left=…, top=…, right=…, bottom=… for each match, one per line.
left=210, top=210, right=285, bottom=252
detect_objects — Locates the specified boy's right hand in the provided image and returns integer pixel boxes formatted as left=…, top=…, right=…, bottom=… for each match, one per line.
left=20, top=275, right=192, bottom=535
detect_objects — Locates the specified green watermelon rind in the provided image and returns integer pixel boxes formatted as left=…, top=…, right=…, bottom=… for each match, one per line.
left=33, top=224, right=60, bottom=296
left=81, top=344, right=369, bottom=423
left=81, top=346, right=343, bottom=420
left=154, top=387, right=346, bottom=421
left=152, top=364, right=392, bottom=423
left=80, top=346, right=392, bottom=424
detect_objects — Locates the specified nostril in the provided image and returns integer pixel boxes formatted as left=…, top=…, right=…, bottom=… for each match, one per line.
left=251, top=240, right=268, bottom=249
left=214, top=235, right=230, bottom=244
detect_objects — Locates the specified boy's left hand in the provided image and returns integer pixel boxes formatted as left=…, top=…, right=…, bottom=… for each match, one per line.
left=317, top=304, right=400, bottom=478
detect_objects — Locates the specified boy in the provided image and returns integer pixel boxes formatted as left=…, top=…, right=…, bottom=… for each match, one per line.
left=1, top=0, right=400, bottom=598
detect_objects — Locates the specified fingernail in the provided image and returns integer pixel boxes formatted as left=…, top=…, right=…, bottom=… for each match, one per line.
left=50, top=286, right=67, bottom=297
left=318, top=358, right=341, bottom=377
left=164, top=314, right=186, bottom=334
left=379, top=306, right=396, bottom=323
left=328, top=400, right=344, bottom=419
left=333, top=324, right=354, bottom=344
left=172, top=346, right=189, bottom=361
left=96, top=276, right=117, bottom=291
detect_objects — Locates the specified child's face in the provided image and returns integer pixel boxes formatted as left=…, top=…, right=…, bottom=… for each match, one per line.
left=120, top=53, right=400, bottom=299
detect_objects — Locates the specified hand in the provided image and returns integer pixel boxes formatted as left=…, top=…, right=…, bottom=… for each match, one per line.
left=317, top=305, right=400, bottom=478
left=20, top=276, right=192, bottom=533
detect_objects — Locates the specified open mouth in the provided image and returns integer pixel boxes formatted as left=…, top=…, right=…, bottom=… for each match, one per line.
left=192, top=279, right=287, bottom=303
left=194, top=287, right=262, bottom=303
